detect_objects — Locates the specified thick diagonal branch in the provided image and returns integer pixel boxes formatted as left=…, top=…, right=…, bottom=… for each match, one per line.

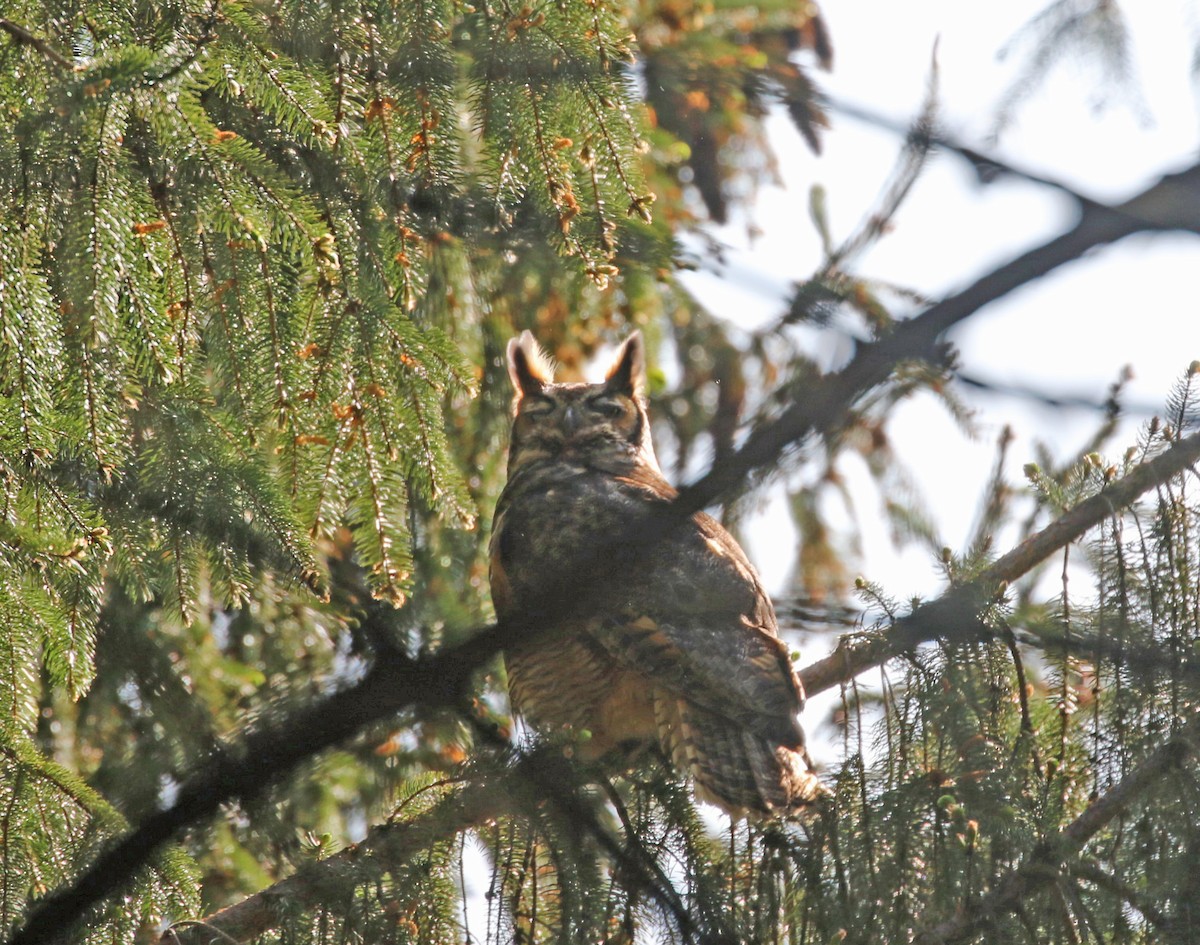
left=675, top=164, right=1200, bottom=519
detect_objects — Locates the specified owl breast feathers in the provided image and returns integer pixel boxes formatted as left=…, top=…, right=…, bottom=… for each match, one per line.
left=489, top=331, right=825, bottom=817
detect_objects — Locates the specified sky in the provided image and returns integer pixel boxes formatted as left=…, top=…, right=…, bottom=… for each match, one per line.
left=678, top=0, right=1200, bottom=600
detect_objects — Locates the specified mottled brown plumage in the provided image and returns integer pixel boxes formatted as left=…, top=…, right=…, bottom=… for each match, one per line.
left=489, top=331, right=824, bottom=817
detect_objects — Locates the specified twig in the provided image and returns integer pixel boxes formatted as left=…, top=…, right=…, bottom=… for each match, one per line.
left=956, top=371, right=1161, bottom=418
left=825, top=96, right=1095, bottom=203
left=1070, top=862, right=1169, bottom=930
left=0, top=19, right=72, bottom=69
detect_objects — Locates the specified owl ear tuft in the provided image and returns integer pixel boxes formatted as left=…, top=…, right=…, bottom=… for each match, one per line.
left=507, top=331, right=555, bottom=398
left=604, top=331, right=646, bottom=397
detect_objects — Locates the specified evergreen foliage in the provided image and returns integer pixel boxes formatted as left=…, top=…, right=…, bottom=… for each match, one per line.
left=0, top=1, right=1198, bottom=944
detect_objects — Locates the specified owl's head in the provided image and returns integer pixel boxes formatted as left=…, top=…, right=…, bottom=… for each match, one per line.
left=504, top=331, right=661, bottom=476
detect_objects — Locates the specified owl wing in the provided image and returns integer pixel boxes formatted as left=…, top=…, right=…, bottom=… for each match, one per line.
left=585, top=467, right=807, bottom=750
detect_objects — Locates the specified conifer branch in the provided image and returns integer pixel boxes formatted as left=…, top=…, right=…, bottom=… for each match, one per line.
left=163, top=767, right=510, bottom=945
left=0, top=19, right=71, bottom=70
left=800, top=427, right=1200, bottom=697
left=913, top=720, right=1197, bottom=944
left=6, top=646, right=472, bottom=945
left=160, top=746, right=698, bottom=945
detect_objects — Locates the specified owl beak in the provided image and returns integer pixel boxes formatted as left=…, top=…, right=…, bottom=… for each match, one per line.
left=563, top=403, right=583, bottom=434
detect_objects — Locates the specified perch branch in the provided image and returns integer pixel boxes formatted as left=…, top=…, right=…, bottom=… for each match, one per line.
left=166, top=426, right=1200, bottom=944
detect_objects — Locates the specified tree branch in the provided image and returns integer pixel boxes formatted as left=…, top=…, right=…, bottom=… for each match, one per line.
left=12, top=158, right=1200, bottom=944
left=0, top=19, right=72, bottom=70
left=913, top=719, right=1198, bottom=944
left=806, top=426, right=1200, bottom=698
left=163, top=746, right=703, bottom=945
left=163, top=759, right=512, bottom=945
left=800, top=428, right=1200, bottom=697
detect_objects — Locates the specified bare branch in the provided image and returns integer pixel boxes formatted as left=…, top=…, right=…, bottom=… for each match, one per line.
left=800, top=427, right=1200, bottom=697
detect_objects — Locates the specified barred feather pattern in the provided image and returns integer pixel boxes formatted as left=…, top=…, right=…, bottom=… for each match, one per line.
left=654, top=692, right=825, bottom=815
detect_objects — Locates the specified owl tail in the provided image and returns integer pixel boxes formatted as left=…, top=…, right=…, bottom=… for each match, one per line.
left=654, top=694, right=827, bottom=818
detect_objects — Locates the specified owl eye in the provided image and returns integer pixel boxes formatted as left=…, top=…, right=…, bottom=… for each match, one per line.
left=520, top=395, right=556, bottom=415
left=588, top=397, right=626, bottom=418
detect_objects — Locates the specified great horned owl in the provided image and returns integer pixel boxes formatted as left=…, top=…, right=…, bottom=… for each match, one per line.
left=489, top=331, right=824, bottom=817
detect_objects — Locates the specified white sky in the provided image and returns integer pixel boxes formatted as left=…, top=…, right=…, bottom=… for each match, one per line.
left=679, top=0, right=1200, bottom=599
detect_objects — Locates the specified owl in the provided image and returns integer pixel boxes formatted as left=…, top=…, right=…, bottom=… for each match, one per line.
left=489, top=331, right=824, bottom=817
